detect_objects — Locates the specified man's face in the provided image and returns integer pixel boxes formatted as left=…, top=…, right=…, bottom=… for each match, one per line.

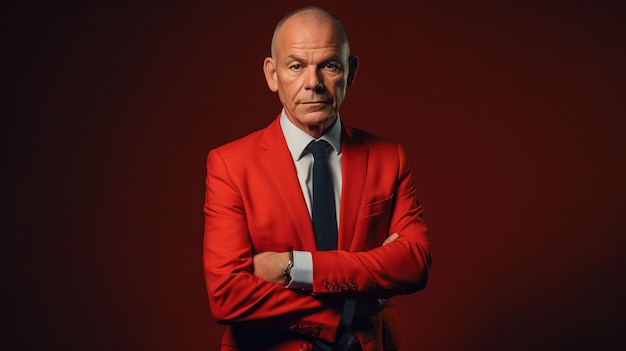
left=264, top=18, right=357, bottom=137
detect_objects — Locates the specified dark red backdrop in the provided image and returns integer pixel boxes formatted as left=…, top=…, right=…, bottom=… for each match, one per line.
left=3, top=1, right=625, bottom=350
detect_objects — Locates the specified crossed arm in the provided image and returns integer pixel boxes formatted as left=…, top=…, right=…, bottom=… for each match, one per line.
left=251, top=233, right=401, bottom=317
left=252, top=233, right=401, bottom=285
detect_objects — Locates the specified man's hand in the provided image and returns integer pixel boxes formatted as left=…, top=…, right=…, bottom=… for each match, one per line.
left=252, top=251, right=291, bottom=285
left=382, top=233, right=400, bottom=246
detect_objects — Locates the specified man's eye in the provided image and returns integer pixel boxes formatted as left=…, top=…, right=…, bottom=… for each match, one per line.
left=324, top=63, right=340, bottom=70
left=290, top=64, right=302, bottom=71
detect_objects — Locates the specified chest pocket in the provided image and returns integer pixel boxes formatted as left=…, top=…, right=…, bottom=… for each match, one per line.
left=351, top=194, right=394, bottom=258
left=359, top=195, right=393, bottom=220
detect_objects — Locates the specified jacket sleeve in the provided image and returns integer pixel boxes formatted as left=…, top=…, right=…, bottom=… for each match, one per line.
left=310, top=143, right=431, bottom=298
left=203, top=149, right=343, bottom=343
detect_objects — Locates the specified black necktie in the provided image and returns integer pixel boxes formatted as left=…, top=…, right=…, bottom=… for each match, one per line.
left=307, top=140, right=338, bottom=251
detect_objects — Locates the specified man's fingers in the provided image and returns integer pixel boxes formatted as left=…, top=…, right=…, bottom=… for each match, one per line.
left=382, top=233, right=400, bottom=246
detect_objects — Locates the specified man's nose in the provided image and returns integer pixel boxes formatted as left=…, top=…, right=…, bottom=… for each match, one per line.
left=304, top=67, right=323, bottom=91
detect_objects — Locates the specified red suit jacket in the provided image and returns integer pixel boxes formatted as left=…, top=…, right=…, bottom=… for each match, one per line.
left=204, top=116, right=431, bottom=351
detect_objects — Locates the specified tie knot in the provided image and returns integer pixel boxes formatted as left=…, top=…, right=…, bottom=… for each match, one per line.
left=307, top=140, right=330, bottom=160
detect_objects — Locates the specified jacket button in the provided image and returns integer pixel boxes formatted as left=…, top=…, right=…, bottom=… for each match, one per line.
left=342, top=282, right=350, bottom=291
left=312, top=326, right=321, bottom=336
left=333, top=283, right=342, bottom=292
left=324, top=281, right=333, bottom=290
left=350, top=282, right=357, bottom=290
left=300, top=343, right=311, bottom=351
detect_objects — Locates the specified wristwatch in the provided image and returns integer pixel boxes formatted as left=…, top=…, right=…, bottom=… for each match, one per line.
left=283, top=251, right=294, bottom=285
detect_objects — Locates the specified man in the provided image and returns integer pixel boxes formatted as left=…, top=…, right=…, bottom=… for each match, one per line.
left=204, top=6, right=431, bottom=351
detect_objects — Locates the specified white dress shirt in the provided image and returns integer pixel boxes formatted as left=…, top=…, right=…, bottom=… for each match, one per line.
left=280, top=110, right=342, bottom=290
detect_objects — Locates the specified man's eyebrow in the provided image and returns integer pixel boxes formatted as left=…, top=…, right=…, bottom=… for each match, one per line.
left=321, top=55, right=342, bottom=63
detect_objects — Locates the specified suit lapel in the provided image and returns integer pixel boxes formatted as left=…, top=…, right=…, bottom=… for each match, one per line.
left=339, top=125, right=368, bottom=251
left=260, top=117, right=317, bottom=251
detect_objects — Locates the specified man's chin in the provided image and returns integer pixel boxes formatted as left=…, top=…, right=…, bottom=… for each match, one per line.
left=303, top=111, right=336, bottom=126
left=302, top=105, right=336, bottom=118
left=285, top=109, right=337, bottom=136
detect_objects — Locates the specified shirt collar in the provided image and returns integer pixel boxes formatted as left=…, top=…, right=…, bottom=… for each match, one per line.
left=280, top=109, right=342, bottom=162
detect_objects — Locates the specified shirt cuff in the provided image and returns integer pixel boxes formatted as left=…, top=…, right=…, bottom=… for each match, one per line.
left=285, top=250, right=313, bottom=290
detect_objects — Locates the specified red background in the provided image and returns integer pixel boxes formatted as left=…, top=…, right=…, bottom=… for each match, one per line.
left=3, top=1, right=625, bottom=350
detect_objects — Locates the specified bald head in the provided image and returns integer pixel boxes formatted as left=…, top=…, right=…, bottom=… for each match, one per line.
left=270, top=6, right=350, bottom=58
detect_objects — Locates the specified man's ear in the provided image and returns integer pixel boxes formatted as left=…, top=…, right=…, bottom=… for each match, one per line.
left=347, top=55, right=359, bottom=87
left=263, top=57, right=279, bottom=92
